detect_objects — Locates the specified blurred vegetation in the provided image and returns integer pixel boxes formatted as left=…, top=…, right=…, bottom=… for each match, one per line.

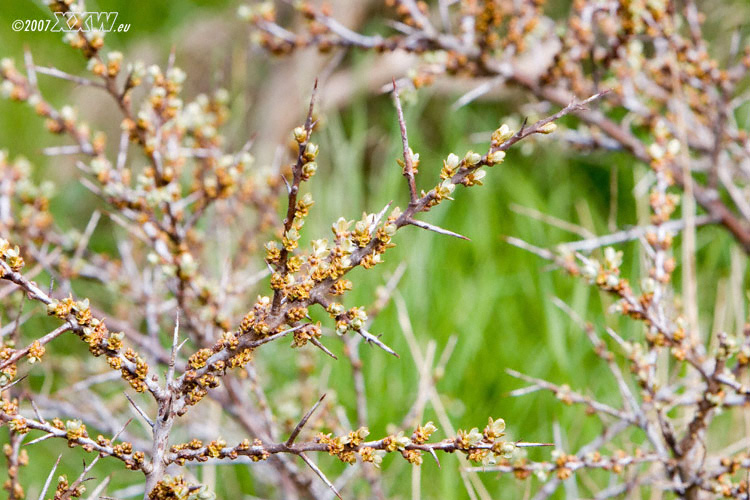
left=0, top=1, right=746, bottom=498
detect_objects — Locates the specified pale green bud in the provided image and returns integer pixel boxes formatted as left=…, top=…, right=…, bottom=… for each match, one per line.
left=539, top=122, right=557, bottom=134
left=464, top=151, right=482, bottom=166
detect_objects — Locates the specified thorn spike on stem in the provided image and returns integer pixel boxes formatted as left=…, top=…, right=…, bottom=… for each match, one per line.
left=37, top=454, right=62, bottom=500
left=125, top=393, right=155, bottom=428
left=299, top=452, right=342, bottom=499
left=286, top=394, right=326, bottom=446
left=408, top=218, right=470, bottom=241
left=357, top=328, right=399, bottom=358
left=429, top=447, right=441, bottom=468
left=392, top=79, right=418, bottom=204
left=309, top=337, right=338, bottom=359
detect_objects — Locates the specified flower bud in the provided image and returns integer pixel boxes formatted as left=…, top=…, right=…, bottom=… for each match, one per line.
left=539, top=122, right=557, bottom=134
left=445, top=153, right=460, bottom=170
left=0, top=58, right=14, bottom=73
left=666, top=138, right=680, bottom=156
left=293, top=126, right=307, bottom=143
left=466, top=427, right=483, bottom=446
left=304, top=142, right=318, bottom=160
left=487, top=150, right=506, bottom=166
left=302, top=161, right=317, bottom=179
left=237, top=4, right=253, bottom=20
left=497, top=441, right=515, bottom=458
left=464, top=151, right=482, bottom=166
left=327, top=302, right=345, bottom=316
left=648, top=143, right=665, bottom=160
left=493, top=123, right=513, bottom=143
left=605, top=273, right=619, bottom=288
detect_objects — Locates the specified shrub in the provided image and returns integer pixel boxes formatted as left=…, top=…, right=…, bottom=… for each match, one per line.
left=2, top=0, right=750, bottom=499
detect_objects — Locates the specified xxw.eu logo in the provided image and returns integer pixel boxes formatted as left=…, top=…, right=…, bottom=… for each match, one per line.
left=52, top=12, right=127, bottom=32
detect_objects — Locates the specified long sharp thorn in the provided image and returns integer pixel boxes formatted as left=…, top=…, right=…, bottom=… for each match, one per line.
left=287, top=394, right=326, bottom=446
left=30, top=399, right=45, bottom=423
left=25, top=433, right=56, bottom=446
left=125, top=393, right=154, bottom=428
left=309, top=337, right=338, bottom=360
left=515, top=441, right=554, bottom=448
left=429, top=447, right=441, bottom=468
left=85, top=475, right=111, bottom=500
left=166, top=313, right=180, bottom=388
left=357, top=328, right=399, bottom=358
left=37, top=454, right=62, bottom=500
left=392, top=78, right=418, bottom=203
left=370, top=201, right=394, bottom=235
left=299, top=452, right=342, bottom=499
left=408, top=218, right=470, bottom=241
left=0, top=374, right=27, bottom=393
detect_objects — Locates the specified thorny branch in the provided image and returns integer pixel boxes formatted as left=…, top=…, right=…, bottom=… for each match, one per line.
left=2, top=0, right=750, bottom=498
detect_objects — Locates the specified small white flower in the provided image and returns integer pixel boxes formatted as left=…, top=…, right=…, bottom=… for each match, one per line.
left=648, top=143, right=664, bottom=160
left=466, top=427, right=483, bottom=446
left=423, top=422, right=437, bottom=435
left=464, top=151, right=482, bottom=166
left=60, top=105, right=77, bottom=123
left=581, top=259, right=600, bottom=281
left=107, top=51, right=123, bottom=64
left=214, top=88, right=229, bottom=104
left=304, top=142, right=319, bottom=159
left=332, top=217, right=351, bottom=235
left=445, top=153, right=460, bottom=170
left=237, top=4, right=253, bottom=21
left=90, top=156, right=110, bottom=174
left=605, top=273, right=619, bottom=288
left=497, top=441, right=515, bottom=459
left=666, top=138, right=681, bottom=156
left=239, top=152, right=254, bottom=166
left=603, top=247, right=623, bottom=269
left=147, top=64, right=162, bottom=80
left=306, top=239, right=325, bottom=258
left=339, top=238, right=355, bottom=255
left=394, top=431, right=411, bottom=449
left=436, top=179, right=455, bottom=198
left=488, top=417, right=505, bottom=436
left=487, top=150, right=506, bottom=165
left=129, top=61, right=145, bottom=78
left=293, top=126, right=306, bottom=143
left=285, top=228, right=300, bottom=242
left=65, top=419, right=83, bottom=432
left=1, top=80, right=15, bottom=98
left=302, top=162, right=317, bottom=178
left=495, top=123, right=513, bottom=142
left=0, top=58, right=14, bottom=72
left=167, top=67, right=186, bottom=84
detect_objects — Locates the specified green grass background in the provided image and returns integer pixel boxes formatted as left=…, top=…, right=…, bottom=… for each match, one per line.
left=0, top=1, right=748, bottom=499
